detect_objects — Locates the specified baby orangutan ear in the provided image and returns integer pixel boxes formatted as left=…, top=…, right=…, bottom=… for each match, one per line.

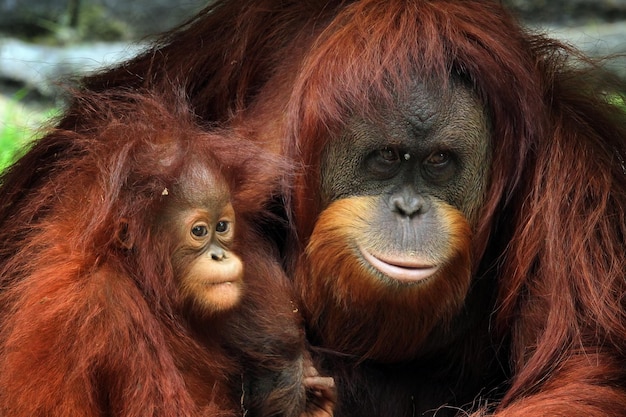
left=115, top=218, right=134, bottom=250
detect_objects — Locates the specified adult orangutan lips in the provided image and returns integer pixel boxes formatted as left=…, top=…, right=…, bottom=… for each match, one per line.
left=358, top=246, right=439, bottom=283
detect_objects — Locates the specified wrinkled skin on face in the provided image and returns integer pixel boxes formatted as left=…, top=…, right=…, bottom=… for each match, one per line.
left=161, top=167, right=244, bottom=315
left=300, top=80, right=491, bottom=361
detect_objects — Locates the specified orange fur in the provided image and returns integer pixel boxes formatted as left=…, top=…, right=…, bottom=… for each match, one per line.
left=0, top=89, right=307, bottom=417
left=0, top=0, right=625, bottom=416
left=279, top=1, right=626, bottom=415
left=296, top=197, right=472, bottom=362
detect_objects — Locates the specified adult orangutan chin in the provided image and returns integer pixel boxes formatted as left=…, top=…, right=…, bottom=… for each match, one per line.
left=0, top=1, right=625, bottom=416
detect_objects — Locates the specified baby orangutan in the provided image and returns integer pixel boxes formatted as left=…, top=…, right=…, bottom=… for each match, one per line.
left=0, top=89, right=334, bottom=417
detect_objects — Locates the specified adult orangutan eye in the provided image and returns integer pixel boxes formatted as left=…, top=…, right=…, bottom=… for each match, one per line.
left=426, top=151, right=450, bottom=166
left=215, top=221, right=230, bottom=234
left=191, top=224, right=208, bottom=237
left=380, top=146, right=400, bottom=162
left=423, top=150, right=456, bottom=184
left=365, top=146, right=403, bottom=179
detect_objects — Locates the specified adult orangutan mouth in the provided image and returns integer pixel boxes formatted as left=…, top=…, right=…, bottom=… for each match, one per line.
left=359, top=246, right=439, bottom=283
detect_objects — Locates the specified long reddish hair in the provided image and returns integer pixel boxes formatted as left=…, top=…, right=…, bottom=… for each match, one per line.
left=280, top=0, right=626, bottom=407
left=0, top=0, right=624, bottom=410
left=0, top=87, right=283, bottom=310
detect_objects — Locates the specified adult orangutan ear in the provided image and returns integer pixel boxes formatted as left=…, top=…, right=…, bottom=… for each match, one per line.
left=116, top=218, right=134, bottom=250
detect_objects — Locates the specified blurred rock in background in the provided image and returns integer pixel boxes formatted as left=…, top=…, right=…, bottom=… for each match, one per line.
left=503, top=0, right=626, bottom=81
left=0, top=0, right=624, bottom=103
left=504, top=0, right=626, bottom=24
left=0, top=0, right=206, bottom=42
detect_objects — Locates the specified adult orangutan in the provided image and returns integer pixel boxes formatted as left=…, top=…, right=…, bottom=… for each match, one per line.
left=0, top=89, right=334, bottom=417
left=1, top=0, right=625, bottom=416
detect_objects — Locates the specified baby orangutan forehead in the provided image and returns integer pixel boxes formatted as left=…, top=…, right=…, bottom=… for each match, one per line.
left=173, top=164, right=231, bottom=208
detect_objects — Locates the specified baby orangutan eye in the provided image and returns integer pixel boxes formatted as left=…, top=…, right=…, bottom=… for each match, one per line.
left=215, top=221, right=230, bottom=234
left=191, top=225, right=209, bottom=237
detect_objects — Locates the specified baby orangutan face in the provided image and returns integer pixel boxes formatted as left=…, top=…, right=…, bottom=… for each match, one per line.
left=163, top=166, right=244, bottom=315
